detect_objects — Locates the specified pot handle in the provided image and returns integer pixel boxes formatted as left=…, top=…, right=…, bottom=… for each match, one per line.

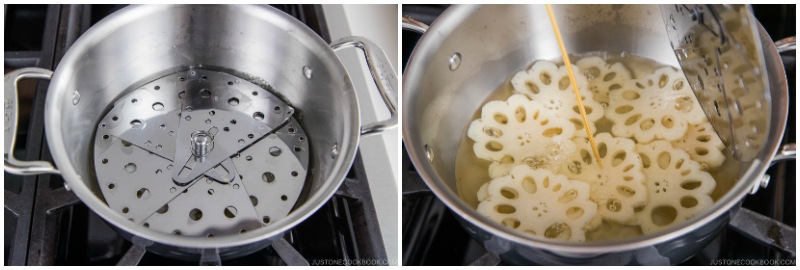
left=4, top=68, right=60, bottom=175
left=775, top=36, right=796, bottom=53
left=402, top=16, right=429, bottom=34
left=770, top=143, right=796, bottom=166
left=331, top=36, right=398, bottom=137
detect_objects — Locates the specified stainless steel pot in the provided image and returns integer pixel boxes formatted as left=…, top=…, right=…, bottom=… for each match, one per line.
left=402, top=4, right=794, bottom=265
left=4, top=4, right=397, bottom=261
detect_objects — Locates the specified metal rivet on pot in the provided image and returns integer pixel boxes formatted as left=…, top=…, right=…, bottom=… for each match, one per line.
left=425, top=144, right=434, bottom=163
left=448, top=52, right=462, bottom=71
left=303, top=66, right=313, bottom=79
left=331, top=143, right=339, bottom=159
left=72, top=91, right=81, bottom=105
left=760, top=174, right=770, bottom=189
left=749, top=174, right=770, bottom=194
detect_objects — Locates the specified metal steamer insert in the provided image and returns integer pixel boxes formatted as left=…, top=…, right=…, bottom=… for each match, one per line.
left=661, top=4, right=771, bottom=162
left=93, top=69, right=309, bottom=237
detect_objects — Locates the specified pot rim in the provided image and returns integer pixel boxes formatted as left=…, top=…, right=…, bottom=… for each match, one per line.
left=44, top=4, right=361, bottom=249
left=402, top=4, right=789, bottom=254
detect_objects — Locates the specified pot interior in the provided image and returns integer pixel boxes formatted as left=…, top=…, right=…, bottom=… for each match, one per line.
left=46, top=4, right=359, bottom=247
left=404, top=4, right=785, bottom=247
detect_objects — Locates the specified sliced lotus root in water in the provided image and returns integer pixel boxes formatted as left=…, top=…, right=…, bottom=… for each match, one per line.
left=575, top=56, right=632, bottom=105
left=467, top=94, right=576, bottom=163
left=510, top=60, right=604, bottom=137
left=671, top=122, right=726, bottom=168
left=559, top=133, right=646, bottom=225
left=606, top=66, right=707, bottom=143
left=486, top=135, right=576, bottom=179
left=476, top=165, right=598, bottom=242
left=635, top=140, right=716, bottom=234
left=488, top=162, right=514, bottom=179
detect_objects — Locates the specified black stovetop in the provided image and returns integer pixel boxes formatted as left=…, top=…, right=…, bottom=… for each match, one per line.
left=4, top=4, right=386, bottom=266
left=401, top=4, right=795, bottom=266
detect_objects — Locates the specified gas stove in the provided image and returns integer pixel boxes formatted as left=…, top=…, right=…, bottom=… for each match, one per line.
left=4, top=4, right=396, bottom=266
left=401, top=4, right=795, bottom=266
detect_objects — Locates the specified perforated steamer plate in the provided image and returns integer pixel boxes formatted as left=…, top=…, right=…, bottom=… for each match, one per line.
left=93, top=69, right=309, bottom=237
left=661, top=4, right=771, bottom=162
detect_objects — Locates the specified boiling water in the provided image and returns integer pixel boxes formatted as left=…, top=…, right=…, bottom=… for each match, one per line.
left=454, top=53, right=741, bottom=241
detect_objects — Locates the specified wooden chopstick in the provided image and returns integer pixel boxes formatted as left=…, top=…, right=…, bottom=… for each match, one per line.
left=545, top=4, right=603, bottom=167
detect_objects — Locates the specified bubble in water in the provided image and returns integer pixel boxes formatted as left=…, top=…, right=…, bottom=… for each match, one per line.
left=544, top=222, right=567, bottom=238
left=674, top=96, right=694, bottom=112
left=522, top=156, right=546, bottom=170
left=544, top=138, right=574, bottom=164
left=567, top=161, right=583, bottom=174
left=566, top=190, right=577, bottom=200
left=483, top=127, right=503, bottom=138
left=673, top=80, right=684, bottom=91
left=600, top=102, right=609, bottom=109
left=584, top=67, right=600, bottom=80
left=546, top=144, right=560, bottom=158
left=606, top=199, right=621, bottom=212
left=618, top=186, right=636, bottom=198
